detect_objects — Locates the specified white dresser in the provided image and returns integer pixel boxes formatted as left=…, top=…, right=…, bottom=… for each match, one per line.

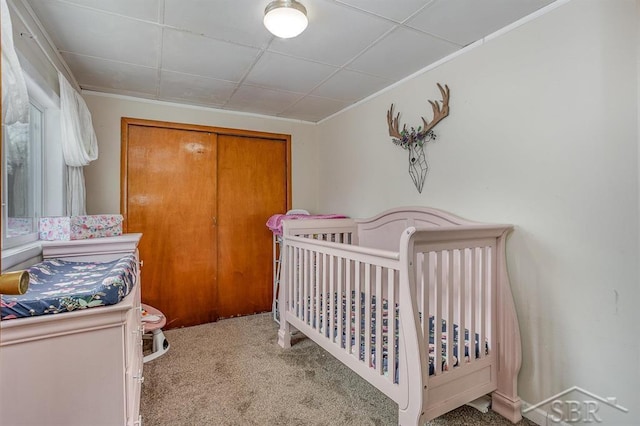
left=0, top=234, right=144, bottom=426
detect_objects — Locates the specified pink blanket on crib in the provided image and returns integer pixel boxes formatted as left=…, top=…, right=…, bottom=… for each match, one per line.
left=266, top=213, right=347, bottom=235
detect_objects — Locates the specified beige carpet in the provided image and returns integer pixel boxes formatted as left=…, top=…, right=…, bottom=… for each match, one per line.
left=141, top=313, right=535, bottom=426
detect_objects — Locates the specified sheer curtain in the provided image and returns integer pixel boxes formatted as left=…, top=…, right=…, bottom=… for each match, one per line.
left=58, top=72, right=98, bottom=216
left=1, top=0, right=29, bottom=128
left=2, top=0, right=30, bottom=223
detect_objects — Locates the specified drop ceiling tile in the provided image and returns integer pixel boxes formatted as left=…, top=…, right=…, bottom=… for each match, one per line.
left=61, top=52, right=158, bottom=95
left=347, top=27, right=458, bottom=81
left=225, top=85, right=302, bottom=115
left=159, top=71, right=236, bottom=106
left=268, top=1, right=394, bottom=67
left=164, top=0, right=272, bottom=49
left=25, top=0, right=561, bottom=123
left=407, top=0, right=556, bottom=46
left=35, top=0, right=162, bottom=21
left=27, top=1, right=161, bottom=67
left=162, top=28, right=260, bottom=82
left=281, top=96, right=349, bottom=122
left=311, top=69, right=391, bottom=103
left=244, top=52, right=338, bottom=93
left=335, top=0, right=434, bottom=23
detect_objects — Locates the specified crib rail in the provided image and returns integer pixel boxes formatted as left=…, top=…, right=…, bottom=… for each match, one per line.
left=281, top=235, right=404, bottom=400
left=282, top=218, right=358, bottom=245
left=417, top=240, right=496, bottom=377
left=279, top=221, right=516, bottom=424
left=401, top=225, right=512, bottom=422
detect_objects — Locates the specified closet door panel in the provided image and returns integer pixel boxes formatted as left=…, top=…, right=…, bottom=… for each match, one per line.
left=125, top=124, right=217, bottom=328
left=217, top=134, right=287, bottom=318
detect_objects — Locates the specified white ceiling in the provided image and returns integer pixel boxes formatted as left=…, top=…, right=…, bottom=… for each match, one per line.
left=24, top=0, right=556, bottom=123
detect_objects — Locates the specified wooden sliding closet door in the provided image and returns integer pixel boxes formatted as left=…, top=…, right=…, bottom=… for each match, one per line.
left=122, top=119, right=290, bottom=329
left=217, top=134, right=287, bottom=318
left=124, top=123, right=218, bottom=328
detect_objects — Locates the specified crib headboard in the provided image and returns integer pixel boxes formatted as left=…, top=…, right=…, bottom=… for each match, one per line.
left=355, top=207, right=477, bottom=251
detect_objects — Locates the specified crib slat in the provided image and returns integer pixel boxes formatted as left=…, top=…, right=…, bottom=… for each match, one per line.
left=354, top=260, right=362, bottom=361
left=345, top=260, right=352, bottom=354
left=307, top=250, right=312, bottom=324
left=294, top=247, right=300, bottom=317
left=364, top=264, right=372, bottom=368
left=298, top=248, right=303, bottom=319
left=289, top=246, right=295, bottom=315
left=311, top=250, right=317, bottom=325
left=322, top=253, right=329, bottom=336
left=287, top=245, right=293, bottom=313
left=375, top=265, right=383, bottom=375
left=315, top=251, right=321, bottom=332
left=388, top=268, right=396, bottom=383
left=414, top=253, right=427, bottom=336
left=480, top=246, right=489, bottom=359
left=301, top=248, right=306, bottom=319
left=490, top=245, right=497, bottom=358
left=422, top=253, right=430, bottom=343
left=458, top=249, right=466, bottom=365
left=337, top=257, right=344, bottom=346
left=304, top=249, right=310, bottom=323
left=446, top=250, right=454, bottom=372
left=434, top=251, right=443, bottom=375
left=329, top=255, right=336, bottom=342
left=469, top=248, right=478, bottom=364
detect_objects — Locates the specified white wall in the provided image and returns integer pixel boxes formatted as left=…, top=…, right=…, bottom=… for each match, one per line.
left=82, top=93, right=319, bottom=215
left=18, top=0, right=637, bottom=421
left=316, top=0, right=639, bottom=423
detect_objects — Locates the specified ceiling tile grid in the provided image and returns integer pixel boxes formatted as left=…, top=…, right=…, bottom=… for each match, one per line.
left=61, top=52, right=159, bottom=96
left=163, top=0, right=273, bottom=49
left=28, top=0, right=162, bottom=67
left=346, top=26, right=460, bottom=81
left=161, top=28, right=260, bottom=81
left=23, top=0, right=558, bottom=122
left=224, top=84, right=304, bottom=116
left=159, top=70, right=238, bottom=106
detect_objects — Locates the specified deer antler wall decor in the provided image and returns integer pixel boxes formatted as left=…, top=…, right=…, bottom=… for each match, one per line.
left=387, top=83, right=450, bottom=193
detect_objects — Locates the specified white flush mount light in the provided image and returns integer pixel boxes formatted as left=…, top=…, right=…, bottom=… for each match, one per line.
left=264, top=0, right=308, bottom=39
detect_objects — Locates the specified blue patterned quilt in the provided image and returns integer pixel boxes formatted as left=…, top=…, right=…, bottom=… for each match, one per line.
left=1, top=255, right=137, bottom=320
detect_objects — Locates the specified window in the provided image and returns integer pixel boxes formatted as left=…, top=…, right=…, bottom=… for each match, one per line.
left=2, top=99, right=43, bottom=248
left=2, top=57, right=62, bottom=255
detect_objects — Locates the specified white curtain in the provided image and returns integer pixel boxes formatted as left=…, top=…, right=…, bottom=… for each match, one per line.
left=1, top=0, right=29, bottom=127
left=2, top=0, right=30, bottom=219
left=59, top=72, right=98, bottom=216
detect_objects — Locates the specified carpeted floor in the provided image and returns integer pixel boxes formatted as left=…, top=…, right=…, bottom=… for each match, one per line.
left=140, top=313, right=535, bottom=426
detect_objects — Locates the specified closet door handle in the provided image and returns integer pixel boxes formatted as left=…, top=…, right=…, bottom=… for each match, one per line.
left=213, top=217, right=217, bottom=226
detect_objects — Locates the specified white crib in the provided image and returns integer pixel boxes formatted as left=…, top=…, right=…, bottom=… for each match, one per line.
left=277, top=207, right=522, bottom=425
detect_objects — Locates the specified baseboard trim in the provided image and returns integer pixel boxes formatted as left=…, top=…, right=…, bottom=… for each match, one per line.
left=521, top=400, right=570, bottom=426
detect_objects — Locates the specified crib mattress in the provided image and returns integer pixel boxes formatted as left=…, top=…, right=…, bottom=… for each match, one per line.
left=1, top=254, right=137, bottom=320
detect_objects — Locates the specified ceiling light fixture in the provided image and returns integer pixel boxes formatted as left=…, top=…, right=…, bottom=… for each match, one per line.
left=263, top=0, right=308, bottom=39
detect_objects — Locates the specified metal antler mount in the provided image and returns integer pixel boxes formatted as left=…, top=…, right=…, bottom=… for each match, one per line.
left=387, top=83, right=450, bottom=193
